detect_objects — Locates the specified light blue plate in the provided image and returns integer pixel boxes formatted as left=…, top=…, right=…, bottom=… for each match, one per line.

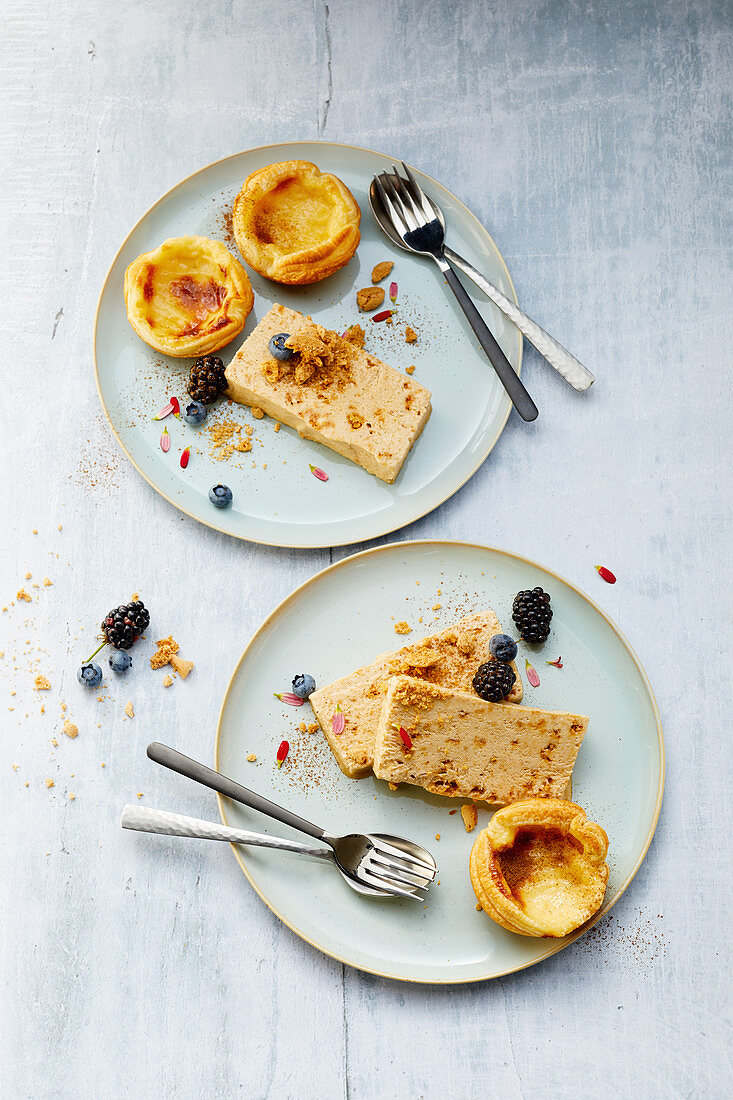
left=94, top=141, right=522, bottom=548
left=216, top=541, right=664, bottom=983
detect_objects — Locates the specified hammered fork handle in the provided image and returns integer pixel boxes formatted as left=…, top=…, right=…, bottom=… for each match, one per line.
left=121, top=804, right=333, bottom=859
left=443, top=247, right=595, bottom=392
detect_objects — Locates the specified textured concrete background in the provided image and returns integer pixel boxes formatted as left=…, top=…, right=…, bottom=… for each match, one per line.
left=2, top=1, right=731, bottom=1097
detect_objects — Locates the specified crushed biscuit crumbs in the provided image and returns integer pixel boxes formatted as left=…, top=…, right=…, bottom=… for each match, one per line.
left=162, top=674, right=173, bottom=687
left=150, top=635, right=179, bottom=669
left=25, top=571, right=32, bottom=579
left=388, top=782, right=399, bottom=791
left=405, top=365, right=416, bottom=375
left=432, top=603, right=442, bottom=610
left=307, top=722, right=319, bottom=735
left=247, top=753, right=257, bottom=762
left=51, top=738, right=58, bottom=747
left=434, top=833, right=441, bottom=841
left=63, top=720, right=79, bottom=739
left=17, top=589, right=32, bottom=602
left=343, top=323, right=365, bottom=348
left=124, top=701, right=134, bottom=718
left=251, top=407, right=265, bottom=419
left=371, top=261, right=394, bottom=284
left=299, top=722, right=307, bottom=733
left=476, top=903, right=482, bottom=911
left=394, top=621, right=412, bottom=635
left=34, top=675, right=51, bottom=691
left=273, top=421, right=281, bottom=432
left=209, top=419, right=254, bottom=460
left=43, top=578, right=52, bottom=586
left=136, top=792, right=143, bottom=799
left=68, top=793, right=76, bottom=801
left=356, top=286, right=385, bottom=311
left=169, top=654, right=194, bottom=679
left=461, top=804, right=478, bottom=832
left=46, top=779, right=54, bottom=789
left=405, top=326, right=417, bottom=344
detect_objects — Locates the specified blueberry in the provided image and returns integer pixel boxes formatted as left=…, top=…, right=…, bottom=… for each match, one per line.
left=292, top=673, right=316, bottom=699
left=183, top=401, right=207, bottom=426
left=209, top=484, right=233, bottom=508
left=268, top=333, right=295, bottom=362
left=109, top=650, right=132, bottom=673
left=488, top=633, right=518, bottom=663
left=77, top=662, right=102, bottom=688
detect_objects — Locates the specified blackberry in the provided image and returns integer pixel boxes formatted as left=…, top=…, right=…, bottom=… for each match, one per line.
left=101, top=600, right=150, bottom=650
left=512, top=586, right=553, bottom=644
left=187, top=355, right=227, bottom=404
left=472, top=661, right=516, bottom=702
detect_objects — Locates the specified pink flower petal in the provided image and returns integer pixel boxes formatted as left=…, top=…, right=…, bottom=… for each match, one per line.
left=389, top=281, right=398, bottom=303
left=274, top=692, right=304, bottom=707
left=160, top=427, right=171, bottom=452
left=546, top=657, right=563, bottom=669
left=309, top=464, right=328, bottom=481
left=525, top=659, right=540, bottom=688
left=331, top=706, right=345, bottom=735
left=153, top=399, right=178, bottom=421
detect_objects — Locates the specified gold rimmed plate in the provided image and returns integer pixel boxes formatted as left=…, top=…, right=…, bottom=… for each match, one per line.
left=215, top=540, right=664, bottom=982
left=94, top=141, right=522, bottom=548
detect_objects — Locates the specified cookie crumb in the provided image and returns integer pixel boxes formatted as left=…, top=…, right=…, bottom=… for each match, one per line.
left=307, top=722, right=319, bottom=734
left=405, top=365, right=415, bottom=375
left=371, top=261, right=394, bottom=284
left=251, top=407, right=265, bottom=420
left=25, top=571, right=32, bottom=580
left=17, top=589, right=32, bottom=603
left=394, top=621, right=412, bottom=635
left=273, top=421, right=281, bottom=432
left=476, top=903, right=482, bottom=911
left=34, top=675, right=51, bottom=691
left=45, top=778, right=54, bottom=789
left=432, top=603, right=442, bottom=611
left=150, top=635, right=179, bottom=669
left=434, top=833, right=441, bottom=841
left=43, top=578, right=52, bottom=586
left=124, top=701, right=134, bottom=718
left=63, top=720, right=78, bottom=739
left=169, top=654, right=194, bottom=679
left=343, top=323, right=365, bottom=348
left=247, top=753, right=257, bottom=762
left=405, top=325, right=417, bottom=344
left=461, top=804, right=478, bottom=832
left=388, top=782, right=399, bottom=791
left=68, top=793, right=76, bottom=801
left=356, top=286, right=385, bottom=311
left=136, top=792, right=143, bottom=799
left=162, top=674, right=173, bottom=687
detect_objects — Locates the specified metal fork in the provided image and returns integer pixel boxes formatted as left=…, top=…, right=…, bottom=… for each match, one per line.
left=146, top=743, right=436, bottom=901
left=374, top=166, right=538, bottom=422
left=370, top=166, right=594, bottom=393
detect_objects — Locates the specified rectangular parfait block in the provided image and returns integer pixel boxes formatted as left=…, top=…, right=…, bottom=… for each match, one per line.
left=224, top=304, right=431, bottom=482
left=308, top=610, right=523, bottom=779
left=373, top=677, right=589, bottom=804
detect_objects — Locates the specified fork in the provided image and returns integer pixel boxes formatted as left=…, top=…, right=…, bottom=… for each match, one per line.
left=370, top=166, right=594, bottom=393
left=146, top=742, right=436, bottom=901
left=374, top=166, right=538, bottom=422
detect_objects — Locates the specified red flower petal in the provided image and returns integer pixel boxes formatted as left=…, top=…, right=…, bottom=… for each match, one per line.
left=274, top=692, right=304, bottom=707
left=596, top=565, right=617, bottom=584
left=398, top=726, right=412, bottom=751
left=371, top=309, right=394, bottom=323
left=276, top=740, right=289, bottom=768
left=170, top=396, right=180, bottom=418
left=160, top=427, right=170, bottom=452
left=153, top=398, right=179, bottom=421
left=309, top=464, right=328, bottom=481
left=525, top=659, right=540, bottom=688
left=546, top=657, right=563, bottom=669
left=331, top=705, right=345, bottom=735
left=180, top=447, right=190, bottom=469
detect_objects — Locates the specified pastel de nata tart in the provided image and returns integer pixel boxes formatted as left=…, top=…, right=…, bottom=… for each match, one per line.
left=373, top=678, right=588, bottom=804
left=470, top=799, right=609, bottom=938
left=309, top=611, right=523, bottom=779
left=124, top=236, right=254, bottom=357
left=231, top=161, right=361, bottom=284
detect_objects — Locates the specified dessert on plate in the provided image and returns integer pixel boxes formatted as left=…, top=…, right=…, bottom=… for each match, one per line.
left=225, top=304, right=431, bottom=482
left=469, top=798, right=609, bottom=937
left=372, top=677, right=588, bottom=804
left=309, top=610, right=523, bottom=778
left=123, top=236, right=254, bottom=356
left=232, top=160, right=361, bottom=284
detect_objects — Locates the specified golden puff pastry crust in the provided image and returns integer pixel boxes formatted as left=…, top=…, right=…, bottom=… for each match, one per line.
left=232, top=160, right=361, bottom=284
left=124, top=236, right=254, bottom=357
left=470, top=799, right=609, bottom=938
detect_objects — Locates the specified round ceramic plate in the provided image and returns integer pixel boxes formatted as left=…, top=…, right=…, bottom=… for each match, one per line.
left=216, top=541, right=664, bottom=983
left=94, top=141, right=522, bottom=548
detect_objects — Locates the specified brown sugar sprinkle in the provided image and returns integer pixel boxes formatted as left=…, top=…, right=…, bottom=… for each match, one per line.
left=371, top=261, right=394, bottom=283
left=394, top=621, right=412, bottom=635
left=17, top=589, right=32, bottom=603
left=405, top=325, right=418, bottom=344
left=34, top=675, right=51, bottom=691
left=356, top=286, right=385, bottom=312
